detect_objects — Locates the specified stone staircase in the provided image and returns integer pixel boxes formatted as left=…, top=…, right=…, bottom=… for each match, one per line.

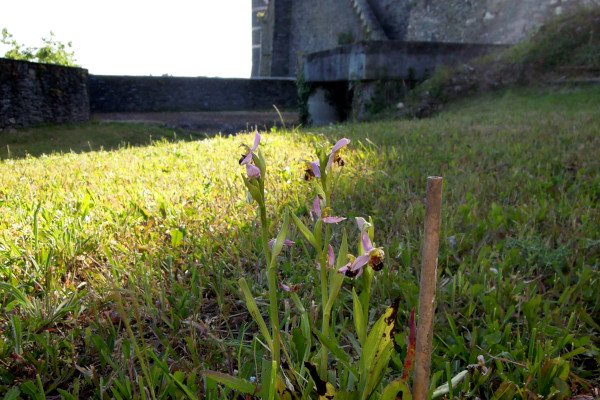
left=350, top=0, right=387, bottom=40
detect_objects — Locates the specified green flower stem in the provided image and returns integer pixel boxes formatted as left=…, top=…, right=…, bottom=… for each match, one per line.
left=319, top=244, right=329, bottom=378
left=319, top=193, right=333, bottom=378
left=258, top=183, right=279, bottom=384
left=267, top=258, right=281, bottom=380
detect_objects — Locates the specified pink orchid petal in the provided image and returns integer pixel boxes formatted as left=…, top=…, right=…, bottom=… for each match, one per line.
left=355, top=266, right=364, bottom=278
left=316, top=262, right=321, bottom=271
left=351, top=253, right=370, bottom=271
left=327, top=244, right=335, bottom=268
left=251, top=131, right=261, bottom=151
left=337, top=263, right=351, bottom=274
left=361, top=230, right=373, bottom=252
left=326, top=138, right=350, bottom=172
left=331, top=138, right=350, bottom=153
left=311, top=160, right=321, bottom=178
left=246, top=163, right=261, bottom=178
left=323, top=216, right=346, bottom=224
left=325, top=154, right=335, bottom=173
left=280, top=282, right=291, bottom=292
left=241, top=151, right=253, bottom=165
left=313, top=196, right=322, bottom=218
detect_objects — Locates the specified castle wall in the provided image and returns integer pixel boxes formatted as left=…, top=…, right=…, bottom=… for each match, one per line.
left=257, top=0, right=600, bottom=78
left=405, top=0, right=600, bottom=44
left=0, top=58, right=89, bottom=130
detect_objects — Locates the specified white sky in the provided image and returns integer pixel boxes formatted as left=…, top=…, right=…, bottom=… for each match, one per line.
left=0, top=0, right=252, bottom=78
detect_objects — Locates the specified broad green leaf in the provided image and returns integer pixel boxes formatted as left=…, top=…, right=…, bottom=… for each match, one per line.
left=305, top=362, right=337, bottom=400
left=358, top=298, right=400, bottom=399
left=291, top=211, right=319, bottom=249
left=352, top=288, right=366, bottom=345
left=3, top=387, right=20, bottom=400
left=201, top=371, right=258, bottom=395
left=239, top=278, right=273, bottom=349
left=380, top=378, right=412, bottom=400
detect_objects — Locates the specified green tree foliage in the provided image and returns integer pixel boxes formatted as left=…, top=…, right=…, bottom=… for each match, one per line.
left=1, top=28, right=79, bottom=67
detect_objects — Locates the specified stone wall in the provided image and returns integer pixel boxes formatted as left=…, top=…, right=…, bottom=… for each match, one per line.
left=256, top=0, right=600, bottom=78
left=88, top=75, right=297, bottom=113
left=0, top=58, right=89, bottom=129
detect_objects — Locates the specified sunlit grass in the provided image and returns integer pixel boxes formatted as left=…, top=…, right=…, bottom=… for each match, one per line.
left=0, top=85, right=599, bottom=398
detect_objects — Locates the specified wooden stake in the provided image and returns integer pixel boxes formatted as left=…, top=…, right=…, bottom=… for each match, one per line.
left=413, top=176, right=443, bottom=400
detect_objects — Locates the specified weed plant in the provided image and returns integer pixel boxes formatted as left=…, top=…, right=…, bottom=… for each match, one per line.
left=0, top=86, right=599, bottom=398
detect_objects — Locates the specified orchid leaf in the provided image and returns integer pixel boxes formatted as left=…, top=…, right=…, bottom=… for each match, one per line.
left=242, top=175, right=262, bottom=202
left=254, top=148, right=267, bottom=178
left=352, top=288, right=366, bottom=345
left=312, top=328, right=359, bottom=378
left=276, top=376, right=300, bottom=400
left=270, top=209, right=291, bottom=266
left=380, top=378, right=412, bottom=400
left=358, top=298, right=400, bottom=398
left=290, top=211, right=319, bottom=249
left=238, top=278, right=273, bottom=349
left=305, top=362, right=338, bottom=400
left=201, top=371, right=258, bottom=395
left=313, top=219, right=323, bottom=249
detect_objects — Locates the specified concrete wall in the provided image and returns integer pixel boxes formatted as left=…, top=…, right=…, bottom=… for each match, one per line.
left=88, top=75, right=297, bottom=113
left=0, top=58, right=89, bottom=129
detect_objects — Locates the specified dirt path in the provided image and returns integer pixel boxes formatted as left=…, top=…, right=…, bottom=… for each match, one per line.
left=92, top=110, right=299, bottom=134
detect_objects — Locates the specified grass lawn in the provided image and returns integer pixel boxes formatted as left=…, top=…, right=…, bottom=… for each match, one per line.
left=0, top=85, right=599, bottom=398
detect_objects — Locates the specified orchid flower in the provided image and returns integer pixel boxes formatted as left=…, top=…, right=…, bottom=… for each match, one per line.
left=338, top=230, right=385, bottom=277
left=280, top=281, right=302, bottom=292
left=268, top=238, right=295, bottom=251
left=313, top=195, right=345, bottom=224
left=239, top=131, right=261, bottom=165
left=325, top=138, right=350, bottom=173
left=303, top=159, right=321, bottom=181
left=469, top=355, right=488, bottom=375
left=316, top=244, right=335, bottom=271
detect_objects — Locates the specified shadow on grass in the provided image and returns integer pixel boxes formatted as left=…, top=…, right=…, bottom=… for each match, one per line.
left=0, top=120, right=212, bottom=160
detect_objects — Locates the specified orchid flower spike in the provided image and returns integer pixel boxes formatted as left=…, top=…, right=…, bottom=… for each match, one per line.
left=239, top=131, right=261, bottom=165
left=313, top=195, right=346, bottom=224
left=325, top=138, right=350, bottom=173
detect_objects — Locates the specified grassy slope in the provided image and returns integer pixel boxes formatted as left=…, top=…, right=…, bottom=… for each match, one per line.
left=0, top=85, right=599, bottom=398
